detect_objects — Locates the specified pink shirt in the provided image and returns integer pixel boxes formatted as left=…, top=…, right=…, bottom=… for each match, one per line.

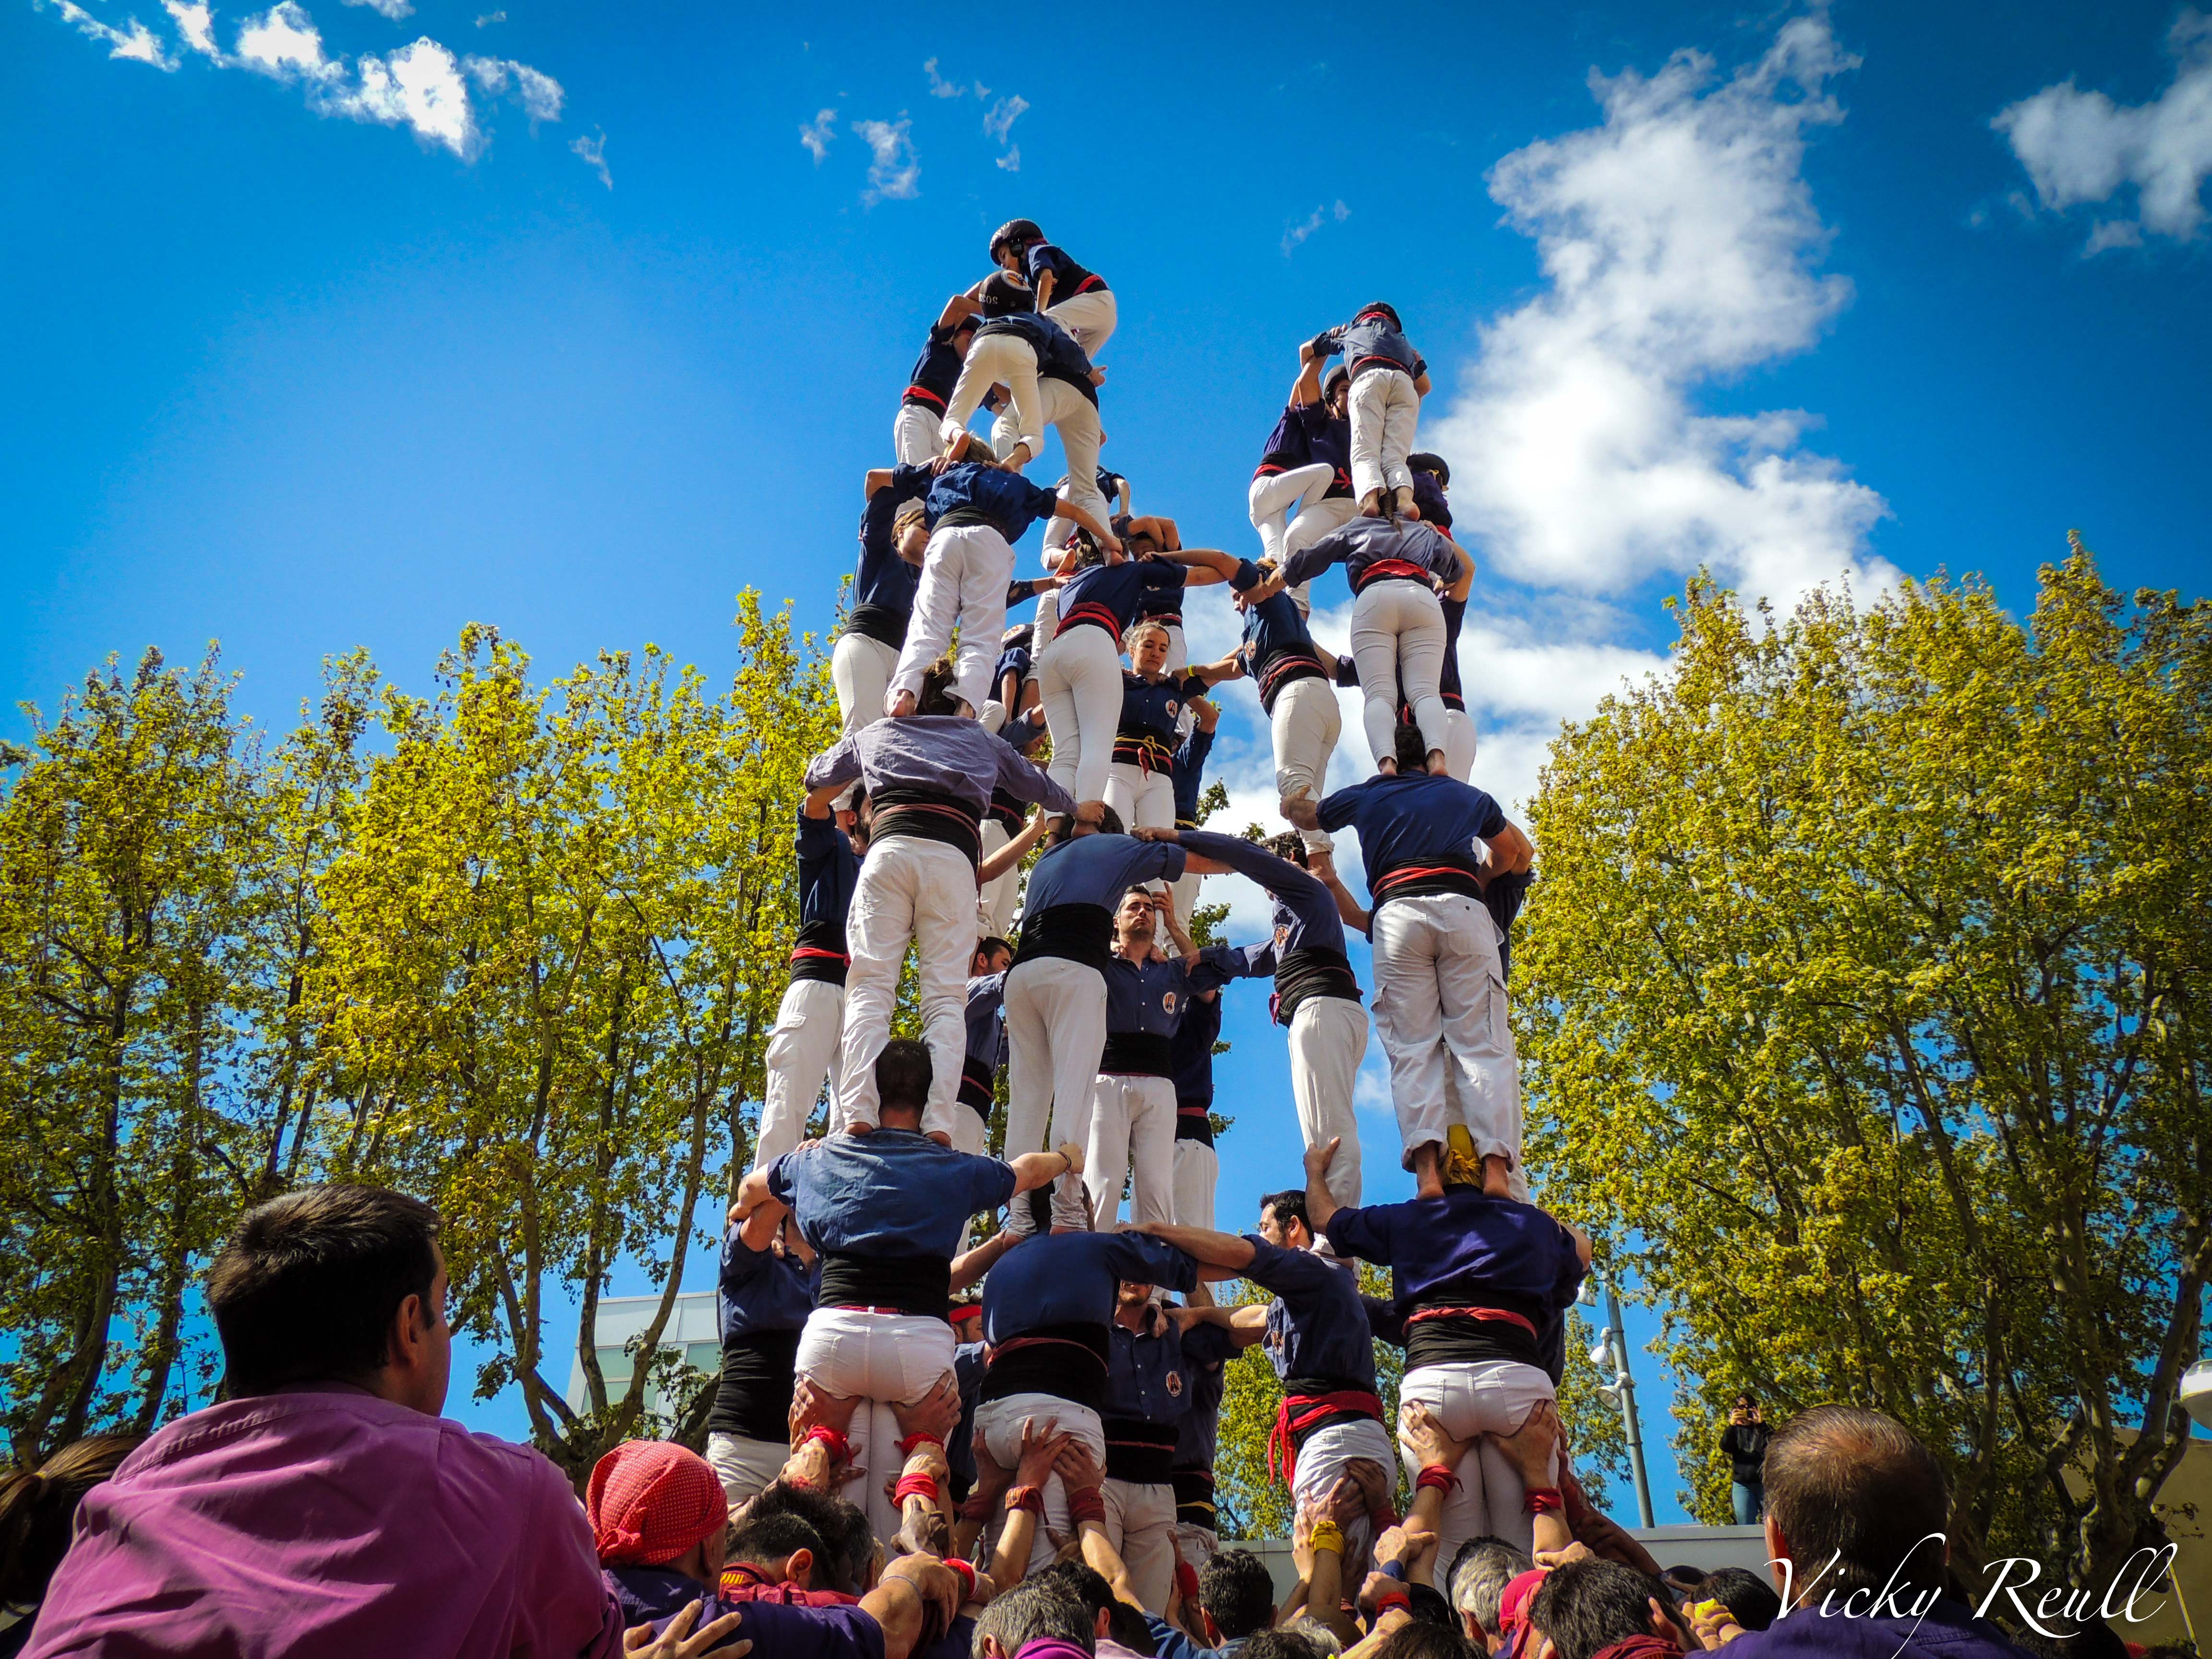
left=24, top=1387, right=624, bottom=1658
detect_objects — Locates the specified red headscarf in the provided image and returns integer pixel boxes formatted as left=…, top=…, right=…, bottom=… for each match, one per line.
left=586, top=1440, right=729, bottom=1568
left=1498, top=1568, right=1549, bottom=1659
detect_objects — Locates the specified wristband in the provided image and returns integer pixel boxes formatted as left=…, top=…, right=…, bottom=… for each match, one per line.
left=896, top=1432, right=945, bottom=1458
left=1308, top=1520, right=1345, bottom=1555
left=1068, top=1485, right=1107, bottom=1526
left=1416, top=1465, right=1461, bottom=1495
left=895, top=1471, right=942, bottom=1504
left=1380, top=1560, right=1407, bottom=1583
left=946, top=1558, right=978, bottom=1601
left=798, top=1425, right=852, bottom=1464
left=1006, top=1484, right=1046, bottom=1515
left=1372, top=1593, right=1412, bottom=1620
left=1524, top=1487, right=1565, bottom=1516
left=1176, top=1561, right=1202, bottom=1601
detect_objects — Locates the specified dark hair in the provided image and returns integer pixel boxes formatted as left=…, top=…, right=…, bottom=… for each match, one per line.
left=875, top=1039, right=933, bottom=1116
left=1037, top=1559, right=1117, bottom=1622
left=1392, top=721, right=1432, bottom=773
left=1244, top=1632, right=1322, bottom=1659
left=977, top=1574, right=1096, bottom=1655
left=1107, top=1601, right=1158, bottom=1656
left=1734, top=1392, right=1756, bottom=1409
left=1373, top=1624, right=1475, bottom=1659
left=1529, top=1558, right=1671, bottom=1659
left=978, top=271, right=1034, bottom=317
left=1764, top=1405, right=1949, bottom=1598
left=1265, top=831, right=1309, bottom=869
left=1407, top=1585, right=1457, bottom=1629
left=727, top=1508, right=830, bottom=1574
left=976, top=936, right=1014, bottom=966
left=1358, top=301, right=1404, bottom=332
left=1322, top=364, right=1349, bottom=402
left=1260, top=1189, right=1310, bottom=1238
left=1447, top=1536, right=1534, bottom=1627
left=1694, top=1567, right=1780, bottom=1632
left=207, top=1184, right=441, bottom=1394
left=1200, top=1548, right=1276, bottom=1640
left=919, top=659, right=963, bottom=716
left=1407, top=452, right=1449, bottom=485
left=0, top=1433, right=142, bottom=1604
left=746, top=1482, right=874, bottom=1595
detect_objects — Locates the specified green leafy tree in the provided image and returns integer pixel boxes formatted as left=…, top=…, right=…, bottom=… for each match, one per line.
left=1517, top=541, right=2210, bottom=1591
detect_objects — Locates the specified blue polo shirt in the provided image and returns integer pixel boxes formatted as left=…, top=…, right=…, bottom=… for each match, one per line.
left=847, top=465, right=932, bottom=647
left=979, top=1231, right=1199, bottom=1345
left=926, top=461, right=1064, bottom=544
left=1027, top=241, right=1106, bottom=299
left=1058, top=559, right=1189, bottom=643
left=1104, top=1315, right=1202, bottom=1427
left=1020, top=834, right=1189, bottom=920
left=768, top=1130, right=1016, bottom=1260
left=1172, top=724, right=1214, bottom=827
left=1171, top=1319, right=1241, bottom=1471
left=1246, top=1238, right=1378, bottom=1391
left=960, top=971, right=1008, bottom=1113
left=716, top=1226, right=816, bottom=1344
left=790, top=808, right=861, bottom=985
left=1317, top=772, right=1506, bottom=888
left=1230, top=558, right=1335, bottom=715
left=904, top=321, right=964, bottom=412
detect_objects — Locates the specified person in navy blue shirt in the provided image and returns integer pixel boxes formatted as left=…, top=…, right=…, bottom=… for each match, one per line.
left=1249, top=339, right=1358, bottom=574
left=734, top=1038, right=1081, bottom=1548
left=1038, top=540, right=1229, bottom=819
left=1163, top=691, right=1220, bottom=942
left=973, top=1227, right=1198, bottom=1584
left=989, top=216, right=1116, bottom=357
left=835, top=464, right=937, bottom=741
left=1167, top=936, right=1256, bottom=1231
left=885, top=458, right=1120, bottom=724
left=893, top=292, right=998, bottom=467
left=703, top=1215, right=818, bottom=1511
left=1407, top=454, right=1479, bottom=780
left=1098, top=1281, right=1214, bottom=1612
left=1001, top=814, right=1189, bottom=1235
left=1135, top=825, right=1371, bottom=1208
left=1303, top=1131, right=1589, bottom=1571
left=958, top=937, right=1015, bottom=1155
left=755, top=796, right=868, bottom=1175
left=1312, top=301, right=1432, bottom=520
left=1287, top=722, right=1534, bottom=1201
left=1104, top=617, right=1244, bottom=851
left=1140, top=1189, right=1400, bottom=1582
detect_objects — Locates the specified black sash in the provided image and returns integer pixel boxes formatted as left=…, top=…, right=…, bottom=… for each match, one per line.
left=841, top=602, right=910, bottom=650
left=816, top=1251, right=951, bottom=1321
left=982, top=1320, right=1109, bottom=1413
left=1013, top=903, right=1114, bottom=975
left=706, top=1329, right=802, bottom=1443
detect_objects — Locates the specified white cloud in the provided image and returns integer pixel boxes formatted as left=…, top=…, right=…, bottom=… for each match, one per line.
left=983, top=93, right=1027, bottom=144
left=799, top=107, right=836, bottom=164
left=341, top=0, right=413, bottom=18
left=1282, top=199, right=1350, bottom=256
left=925, top=57, right=986, bottom=99
left=162, top=0, right=218, bottom=56
left=39, top=0, right=179, bottom=68
left=1427, top=13, right=1895, bottom=610
left=334, top=37, right=476, bottom=154
left=465, top=54, right=564, bottom=124
left=1993, top=12, right=2212, bottom=249
left=235, top=1, right=335, bottom=79
left=852, top=114, right=918, bottom=204
left=474, top=9, right=505, bottom=23
left=571, top=127, right=611, bottom=189
left=996, top=144, right=1021, bottom=173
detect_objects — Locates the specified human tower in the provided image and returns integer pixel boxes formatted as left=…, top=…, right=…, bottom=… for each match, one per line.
left=722, top=216, right=1594, bottom=1613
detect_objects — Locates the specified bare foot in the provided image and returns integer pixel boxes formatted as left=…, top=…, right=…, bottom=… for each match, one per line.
left=1395, top=486, right=1418, bottom=520
left=1481, top=1154, right=1513, bottom=1198
left=927, top=1130, right=952, bottom=1147
left=1378, top=759, right=1397, bottom=777
left=845, top=1121, right=874, bottom=1136
left=1358, top=491, right=1384, bottom=518
left=1413, top=1143, right=1445, bottom=1200
left=888, top=690, right=918, bottom=718
left=1427, top=750, right=1448, bottom=775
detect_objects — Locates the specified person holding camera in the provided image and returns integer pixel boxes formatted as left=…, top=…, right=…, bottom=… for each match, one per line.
left=1721, top=1393, right=1771, bottom=1523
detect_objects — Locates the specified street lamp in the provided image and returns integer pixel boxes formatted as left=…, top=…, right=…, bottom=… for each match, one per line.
left=1586, top=1279, right=1657, bottom=1528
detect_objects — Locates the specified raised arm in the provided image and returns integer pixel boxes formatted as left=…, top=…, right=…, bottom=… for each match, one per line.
left=1290, top=337, right=1326, bottom=407
left=996, top=744, right=1080, bottom=820
left=1154, top=885, right=1197, bottom=961
left=949, top=1225, right=1023, bottom=1291
left=937, top=291, right=982, bottom=330
left=1181, top=653, right=1246, bottom=690
left=1304, top=1135, right=1344, bottom=1234
left=1146, top=546, right=1240, bottom=581
left=1278, top=526, right=1352, bottom=592
left=1009, top=1141, right=1084, bottom=1196
left=1134, top=1222, right=1258, bottom=1273
left=978, top=807, right=1053, bottom=884
left=1310, top=850, right=1370, bottom=934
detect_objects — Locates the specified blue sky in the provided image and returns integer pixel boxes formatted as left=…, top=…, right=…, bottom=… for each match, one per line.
left=10, top=0, right=2211, bottom=1519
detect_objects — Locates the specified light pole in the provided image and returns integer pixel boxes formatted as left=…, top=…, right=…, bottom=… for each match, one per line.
left=1586, top=1279, right=1656, bottom=1528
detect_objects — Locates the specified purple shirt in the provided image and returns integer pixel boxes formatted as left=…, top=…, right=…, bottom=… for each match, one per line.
left=24, top=1388, right=622, bottom=1659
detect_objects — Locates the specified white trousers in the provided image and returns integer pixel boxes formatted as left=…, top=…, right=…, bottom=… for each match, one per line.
left=1105, top=761, right=1176, bottom=840
left=893, top=400, right=942, bottom=467
left=992, top=381, right=1106, bottom=538
left=1083, top=1072, right=1177, bottom=1229
left=976, top=1395, right=1106, bottom=1576
left=837, top=837, right=977, bottom=1140
left=1002, top=956, right=1109, bottom=1231
left=832, top=632, right=898, bottom=741
left=1348, top=367, right=1419, bottom=502
left=1041, top=624, right=1125, bottom=807
left=705, top=1432, right=788, bottom=1514
left=976, top=818, right=1022, bottom=939
left=1293, top=1415, right=1397, bottom=1579
left=1398, top=1361, right=1557, bottom=1565
left=1370, top=894, right=1520, bottom=1166
left=1104, top=1478, right=1178, bottom=1613
left=942, top=333, right=1045, bottom=456
left=1172, top=1138, right=1216, bottom=1229
left=1289, top=995, right=1368, bottom=1206
left=797, top=1309, right=957, bottom=1545
left=1349, top=580, right=1450, bottom=766
left=755, top=977, right=846, bottom=1170
left=1046, top=288, right=1118, bottom=357
left=890, top=523, right=1015, bottom=716
left=1445, top=708, right=1477, bottom=781
left=1284, top=494, right=1360, bottom=562
left=1270, top=675, right=1342, bottom=853
left=1248, top=463, right=1335, bottom=565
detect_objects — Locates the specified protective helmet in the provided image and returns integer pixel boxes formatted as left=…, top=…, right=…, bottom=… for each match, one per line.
left=989, top=218, right=1045, bottom=261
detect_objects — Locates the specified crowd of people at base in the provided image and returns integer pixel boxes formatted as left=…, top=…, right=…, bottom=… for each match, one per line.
left=1, top=1178, right=2138, bottom=1659
left=0, top=219, right=2136, bottom=1659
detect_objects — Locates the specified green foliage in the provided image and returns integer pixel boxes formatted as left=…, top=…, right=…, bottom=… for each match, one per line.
left=1517, top=542, right=2212, bottom=1590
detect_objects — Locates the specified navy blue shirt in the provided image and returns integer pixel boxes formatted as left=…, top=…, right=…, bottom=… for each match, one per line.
left=1022, top=833, right=1187, bottom=916
left=1254, top=399, right=1335, bottom=475
left=961, top=970, right=1007, bottom=1106
left=1280, top=516, right=1462, bottom=596
left=949, top=1339, right=988, bottom=1488
left=1058, top=559, right=1188, bottom=642
left=793, top=808, right=861, bottom=939
left=1322, top=310, right=1426, bottom=380
left=717, top=1226, right=816, bottom=1344
left=1171, top=1319, right=1240, bottom=1468
left=1246, top=1238, right=1379, bottom=1390
left=1730, top=1599, right=2037, bottom=1659
left=1172, top=723, right=1214, bottom=826
left=1177, top=830, right=1348, bottom=962
left=1117, top=672, right=1206, bottom=774
left=1027, top=241, right=1106, bottom=299
left=926, top=461, right=1064, bottom=544
left=613, top=1571, right=883, bottom=1659
left=1317, top=773, right=1506, bottom=881
left=768, top=1130, right=1017, bottom=1260
left=974, top=311, right=1098, bottom=404
left=1104, top=953, right=1192, bottom=1041
left=1104, top=1314, right=1201, bottom=1426
left=979, top=1230, right=1198, bottom=1343
left=905, top=321, right=964, bottom=412
left=849, top=465, right=933, bottom=640
left=1322, top=1190, right=1585, bottom=1322
left=1437, top=592, right=1466, bottom=708
left=1229, top=558, right=1334, bottom=715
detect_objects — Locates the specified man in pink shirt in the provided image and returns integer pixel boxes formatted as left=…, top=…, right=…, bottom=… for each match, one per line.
left=24, top=1185, right=659, bottom=1658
